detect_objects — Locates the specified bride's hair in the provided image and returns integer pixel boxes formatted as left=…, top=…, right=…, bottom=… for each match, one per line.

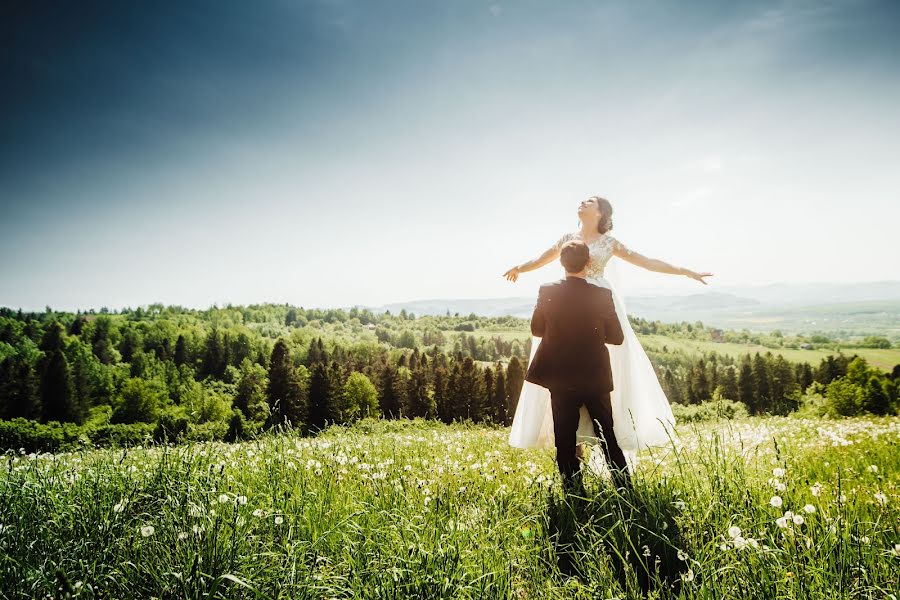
left=592, top=196, right=614, bottom=234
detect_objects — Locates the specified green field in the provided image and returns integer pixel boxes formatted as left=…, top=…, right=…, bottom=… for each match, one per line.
left=640, top=334, right=900, bottom=372
left=3, top=417, right=898, bottom=598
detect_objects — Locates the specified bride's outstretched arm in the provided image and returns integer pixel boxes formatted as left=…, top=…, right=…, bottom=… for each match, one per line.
left=503, top=244, right=561, bottom=282
left=613, top=241, right=713, bottom=285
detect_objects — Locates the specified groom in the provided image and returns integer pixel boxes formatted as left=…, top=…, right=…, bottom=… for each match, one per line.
left=525, top=239, right=630, bottom=490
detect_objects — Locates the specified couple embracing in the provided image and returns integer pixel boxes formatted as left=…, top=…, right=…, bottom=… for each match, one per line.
left=504, top=196, right=712, bottom=490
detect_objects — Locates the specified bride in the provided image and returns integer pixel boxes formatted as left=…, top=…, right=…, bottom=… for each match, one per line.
left=504, top=196, right=712, bottom=471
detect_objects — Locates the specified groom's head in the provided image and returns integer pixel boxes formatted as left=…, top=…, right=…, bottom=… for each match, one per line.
left=560, top=240, right=590, bottom=276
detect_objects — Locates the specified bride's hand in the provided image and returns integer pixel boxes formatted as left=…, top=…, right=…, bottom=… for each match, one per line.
left=687, top=270, right=713, bottom=285
left=503, top=266, right=521, bottom=282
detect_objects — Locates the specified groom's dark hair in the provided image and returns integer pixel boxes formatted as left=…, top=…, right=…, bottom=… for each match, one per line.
left=560, top=240, right=590, bottom=274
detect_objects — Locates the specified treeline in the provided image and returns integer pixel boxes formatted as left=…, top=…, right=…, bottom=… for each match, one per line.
left=652, top=348, right=899, bottom=417
left=0, top=306, right=526, bottom=451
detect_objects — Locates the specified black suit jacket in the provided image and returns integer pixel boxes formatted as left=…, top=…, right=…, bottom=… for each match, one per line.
left=525, top=277, right=624, bottom=393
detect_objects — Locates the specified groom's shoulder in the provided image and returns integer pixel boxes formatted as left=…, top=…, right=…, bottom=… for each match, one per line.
left=538, top=279, right=566, bottom=293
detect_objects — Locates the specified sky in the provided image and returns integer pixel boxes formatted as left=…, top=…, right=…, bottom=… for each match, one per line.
left=2, top=0, right=899, bottom=312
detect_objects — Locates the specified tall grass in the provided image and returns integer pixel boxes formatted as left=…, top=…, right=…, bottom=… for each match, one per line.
left=1, top=416, right=898, bottom=598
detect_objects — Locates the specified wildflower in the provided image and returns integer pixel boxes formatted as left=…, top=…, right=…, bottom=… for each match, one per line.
left=792, top=514, right=804, bottom=526
left=113, top=501, right=126, bottom=514
left=192, top=524, right=204, bottom=536
left=140, top=525, right=155, bottom=537
left=892, top=544, right=900, bottom=557
left=674, top=500, right=686, bottom=510
left=773, top=468, right=785, bottom=477
left=274, top=516, right=284, bottom=525
left=177, top=532, right=188, bottom=540
left=874, top=492, right=887, bottom=505
left=728, top=526, right=742, bottom=539
left=811, top=483, right=822, bottom=497
left=867, top=465, right=878, bottom=473
left=642, top=545, right=651, bottom=557
left=770, top=496, right=783, bottom=508
left=236, top=495, right=248, bottom=505
left=776, top=517, right=789, bottom=528
left=682, top=568, right=695, bottom=582
left=774, top=482, right=786, bottom=492
left=218, top=494, right=230, bottom=504
left=677, top=549, right=689, bottom=562
left=803, top=504, right=816, bottom=514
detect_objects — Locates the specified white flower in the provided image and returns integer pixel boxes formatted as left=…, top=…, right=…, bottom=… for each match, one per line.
left=733, top=536, right=748, bottom=549
left=776, top=517, right=789, bottom=528
left=177, top=531, right=188, bottom=540
left=774, top=482, right=786, bottom=492
left=252, top=509, right=264, bottom=518
left=792, top=514, right=804, bottom=526
left=236, top=495, right=247, bottom=505
left=867, top=465, right=878, bottom=473
left=674, top=500, right=686, bottom=511
left=140, top=525, right=155, bottom=537
left=681, top=568, right=695, bottom=582
left=728, top=526, right=742, bottom=539
left=811, top=483, right=822, bottom=497
left=218, top=494, right=230, bottom=504
left=770, top=496, right=783, bottom=508
left=773, top=468, right=785, bottom=478
left=803, top=504, right=816, bottom=514
left=193, top=524, right=204, bottom=536
left=113, top=501, right=126, bottom=514
left=642, top=545, right=651, bottom=557
left=893, top=544, right=900, bottom=557
left=274, top=516, right=284, bottom=525
left=677, top=549, right=689, bottom=562
left=874, top=492, right=887, bottom=505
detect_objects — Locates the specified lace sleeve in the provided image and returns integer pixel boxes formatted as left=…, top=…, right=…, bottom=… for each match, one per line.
left=608, top=235, right=634, bottom=258
left=553, top=232, right=576, bottom=252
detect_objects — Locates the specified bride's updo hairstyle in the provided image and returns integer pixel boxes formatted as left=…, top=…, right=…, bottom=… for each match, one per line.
left=592, top=196, right=614, bottom=234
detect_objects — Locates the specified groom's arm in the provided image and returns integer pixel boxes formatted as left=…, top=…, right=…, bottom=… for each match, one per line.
left=530, top=287, right=547, bottom=337
left=599, top=289, right=624, bottom=345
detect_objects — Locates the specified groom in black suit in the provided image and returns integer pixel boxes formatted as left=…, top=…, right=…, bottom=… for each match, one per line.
left=525, top=240, right=630, bottom=490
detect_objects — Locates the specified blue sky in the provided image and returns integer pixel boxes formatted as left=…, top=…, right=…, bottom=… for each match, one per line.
left=2, top=0, right=899, bottom=311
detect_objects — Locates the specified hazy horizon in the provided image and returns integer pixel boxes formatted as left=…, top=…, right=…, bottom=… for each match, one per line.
left=3, top=0, right=899, bottom=312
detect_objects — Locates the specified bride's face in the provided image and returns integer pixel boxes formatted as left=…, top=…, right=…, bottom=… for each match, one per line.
left=577, top=197, right=601, bottom=221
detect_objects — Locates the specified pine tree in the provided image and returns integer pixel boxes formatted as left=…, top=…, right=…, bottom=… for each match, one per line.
left=492, top=364, right=508, bottom=425
left=433, top=366, right=451, bottom=423
left=377, top=362, right=400, bottom=418
left=752, top=353, right=771, bottom=414
left=506, top=357, right=525, bottom=417
left=38, top=322, right=76, bottom=423
left=91, top=316, right=117, bottom=365
left=266, top=339, right=306, bottom=428
left=307, top=362, right=331, bottom=430
left=738, top=356, right=754, bottom=411
left=174, top=334, right=189, bottom=367
left=721, top=365, right=739, bottom=402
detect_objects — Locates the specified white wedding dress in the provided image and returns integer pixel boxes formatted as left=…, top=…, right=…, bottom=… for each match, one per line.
left=508, top=231, right=678, bottom=473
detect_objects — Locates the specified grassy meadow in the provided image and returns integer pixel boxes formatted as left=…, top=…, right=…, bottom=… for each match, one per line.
left=2, top=417, right=898, bottom=599
left=639, top=334, right=900, bottom=373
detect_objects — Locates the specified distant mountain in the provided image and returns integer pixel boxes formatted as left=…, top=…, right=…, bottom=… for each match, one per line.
left=372, top=281, right=900, bottom=335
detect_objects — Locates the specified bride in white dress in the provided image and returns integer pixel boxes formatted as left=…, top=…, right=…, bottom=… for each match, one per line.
left=504, top=196, right=712, bottom=472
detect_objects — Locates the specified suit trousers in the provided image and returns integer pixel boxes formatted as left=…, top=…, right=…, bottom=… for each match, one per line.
left=550, top=388, right=631, bottom=488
